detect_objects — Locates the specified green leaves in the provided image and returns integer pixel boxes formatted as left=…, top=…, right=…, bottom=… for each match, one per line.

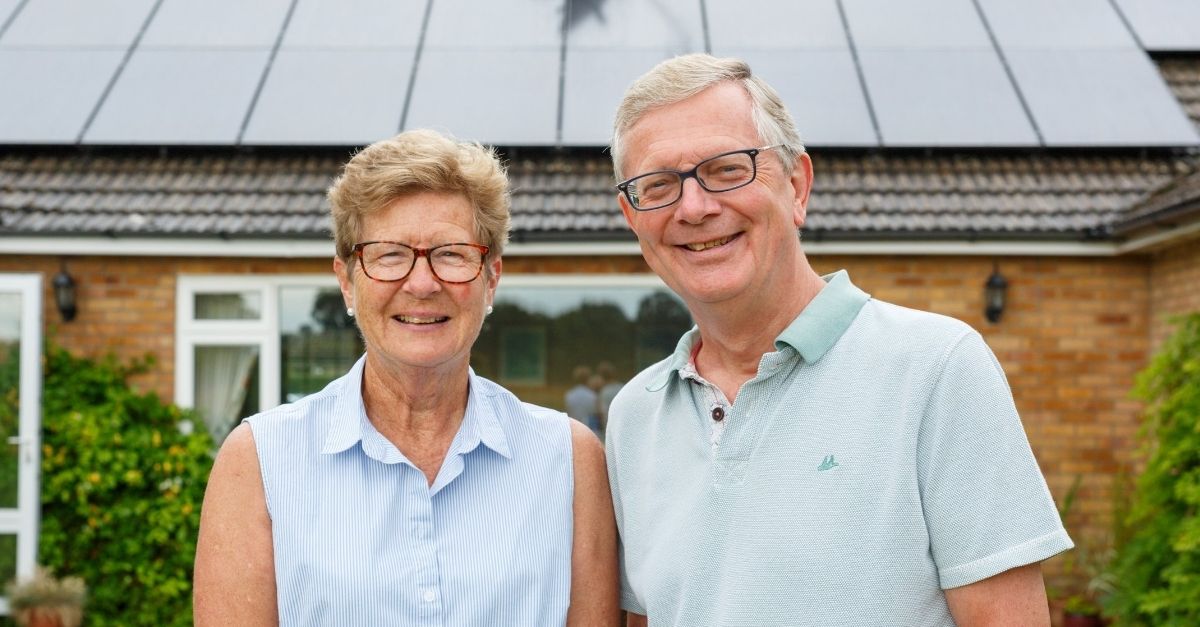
left=38, top=344, right=214, bottom=626
left=1109, top=313, right=1200, bottom=624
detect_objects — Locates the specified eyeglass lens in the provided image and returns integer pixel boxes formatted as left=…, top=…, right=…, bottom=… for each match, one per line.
left=627, top=151, right=757, bottom=210
left=359, top=243, right=484, bottom=283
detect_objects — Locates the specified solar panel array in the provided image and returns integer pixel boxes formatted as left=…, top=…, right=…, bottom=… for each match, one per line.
left=0, top=0, right=1196, bottom=148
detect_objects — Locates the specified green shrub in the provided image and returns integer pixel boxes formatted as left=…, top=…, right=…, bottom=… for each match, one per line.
left=1108, top=313, right=1200, bottom=625
left=39, top=344, right=213, bottom=626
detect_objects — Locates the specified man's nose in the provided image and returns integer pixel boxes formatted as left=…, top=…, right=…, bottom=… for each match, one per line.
left=673, top=177, right=721, bottom=224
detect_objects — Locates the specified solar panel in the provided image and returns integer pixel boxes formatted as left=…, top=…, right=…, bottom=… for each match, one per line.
left=1113, top=0, right=1200, bottom=51
left=1006, top=48, right=1200, bottom=145
left=835, top=0, right=1035, bottom=145
left=562, top=49, right=679, bottom=147
left=859, top=49, right=1037, bottom=146
left=708, top=0, right=847, bottom=49
left=0, top=49, right=124, bottom=142
left=406, top=0, right=560, bottom=145
left=1, top=0, right=1196, bottom=149
left=0, top=0, right=155, bottom=47
left=140, top=0, right=291, bottom=48
left=243, top=49, right=416, bottom=145
left=406, top=49, right=559, bottom=145
left=978, top=0, right=1137, bottom=49
left=561, top=0, right=704, bottom=146
left=282, top=0, right=424, bottom=48
left=0, top=0, right=21, bottom=32
left=725, top=49, right=878, bottom=147
left=708, top=1, right=875, bottom=146
left=83, top=49, right=270, bottom=144
left=844, top=0, right=992, bottom=47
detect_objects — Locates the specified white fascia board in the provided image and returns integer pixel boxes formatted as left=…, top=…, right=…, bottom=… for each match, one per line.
left=1116, top=220, right=1200, bottom=254
left=0, top=236, right=1121, bottom=257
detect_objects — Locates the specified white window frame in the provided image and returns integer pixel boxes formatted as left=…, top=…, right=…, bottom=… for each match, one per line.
left=175, top=274, right=338, bottom=412
left=0, top=274, right=43, bottom=615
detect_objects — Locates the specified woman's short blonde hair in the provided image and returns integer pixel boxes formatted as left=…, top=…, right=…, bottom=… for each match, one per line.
left=610, top=53, right=806, bottom=180
left=327, top=129, right=511, bottom=272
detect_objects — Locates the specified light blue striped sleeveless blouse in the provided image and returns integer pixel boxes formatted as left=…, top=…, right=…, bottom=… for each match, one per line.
left=245, top=356, right=574, bottom=626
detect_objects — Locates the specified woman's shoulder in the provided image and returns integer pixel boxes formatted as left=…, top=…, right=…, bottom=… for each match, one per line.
left=471, top=374, right=572, bottom=441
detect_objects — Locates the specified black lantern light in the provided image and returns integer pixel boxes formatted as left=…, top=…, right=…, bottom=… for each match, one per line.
left=984, top=264, right=1007, bottom=324
left=53, top=267, right=77, bottom=322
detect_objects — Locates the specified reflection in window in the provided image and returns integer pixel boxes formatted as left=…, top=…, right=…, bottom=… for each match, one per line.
left=195, top=292, right=261, bottom=320
left=194, top=346, right=259, bottom=441
left=472, top=286, right=692, bottom=434
left=279, top=287, right=363, bottom=403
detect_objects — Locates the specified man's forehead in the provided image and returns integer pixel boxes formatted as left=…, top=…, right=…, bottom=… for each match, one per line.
left=626, top=84, right=758, bottom=153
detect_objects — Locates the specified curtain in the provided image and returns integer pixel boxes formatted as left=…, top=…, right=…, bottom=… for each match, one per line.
left=194, top=345, right=258, bottom=442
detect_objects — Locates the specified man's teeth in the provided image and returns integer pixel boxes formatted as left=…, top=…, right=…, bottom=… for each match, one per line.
left=397, top=315, right=445, bottom=324
left=685, top=235, right=734, bottom=251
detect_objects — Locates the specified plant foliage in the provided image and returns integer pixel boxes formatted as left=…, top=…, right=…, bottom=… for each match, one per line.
left=1108, top=313, right=1200, bottom=625
left=38, top=344, right=213, bottom=626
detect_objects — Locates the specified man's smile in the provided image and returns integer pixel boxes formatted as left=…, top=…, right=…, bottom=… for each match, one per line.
left=680, top=233, right=740, bottom=252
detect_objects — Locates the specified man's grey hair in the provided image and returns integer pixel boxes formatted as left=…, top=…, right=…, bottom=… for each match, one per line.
left=610, top=53, right=806, bottom=181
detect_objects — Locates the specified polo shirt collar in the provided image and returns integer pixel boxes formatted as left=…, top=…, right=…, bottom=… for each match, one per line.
left=321, top=356, right=513, bottom=461
left=774, top=270, right=870, bottom=362
left=646, top=270, right=869, bottom=391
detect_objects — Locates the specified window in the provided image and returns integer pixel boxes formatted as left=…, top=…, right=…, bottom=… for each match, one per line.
left=176, top=276, right=361, bottom=442
left=473, top=275, right=692, bottom=437
left=177, top=274, right=691, bottom=443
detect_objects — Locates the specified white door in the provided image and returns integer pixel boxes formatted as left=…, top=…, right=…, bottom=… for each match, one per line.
left=0, top=275, right=42, bottom=614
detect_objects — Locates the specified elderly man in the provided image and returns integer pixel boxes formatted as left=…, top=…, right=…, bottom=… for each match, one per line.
left=605, top=53, right=1072, bottom=626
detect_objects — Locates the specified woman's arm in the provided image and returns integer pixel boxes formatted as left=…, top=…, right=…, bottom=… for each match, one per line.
left=566, top=420, right=621, bottom=626
left=194, top=423, right=277, bottom=626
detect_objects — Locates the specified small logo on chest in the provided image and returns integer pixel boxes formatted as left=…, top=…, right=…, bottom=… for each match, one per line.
left=817, top=455, right=839, bottom=472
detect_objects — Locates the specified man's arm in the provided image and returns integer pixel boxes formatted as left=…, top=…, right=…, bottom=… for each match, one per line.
left=194, top=423, right=277, bottom=626
left=944, top=563, right=1050, bottom=627
left=567, top=420, right=621, bottom=626
left=626, top=612, right=648, bottom=627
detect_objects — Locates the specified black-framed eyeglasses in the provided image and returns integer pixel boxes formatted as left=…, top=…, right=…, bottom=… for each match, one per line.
left=351, top=241, right=491, bottom=284
left=616, top=144, right=783, bottom=211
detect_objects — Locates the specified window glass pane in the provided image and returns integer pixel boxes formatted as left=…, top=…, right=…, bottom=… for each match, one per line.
left=472, top=285, right=692, bottom=438
left=279, top=286, right=363, bottom=404
left=0, top=293, right=21, bottom=509
left=195, top=291, right=261, bottom=320
left=194, top=345, right=259, bottom=441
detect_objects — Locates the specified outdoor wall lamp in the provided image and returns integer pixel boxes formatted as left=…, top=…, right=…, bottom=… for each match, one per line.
left=53, top=266, right=77, bottom=322
left=984, top=264, right=1007, bottom=324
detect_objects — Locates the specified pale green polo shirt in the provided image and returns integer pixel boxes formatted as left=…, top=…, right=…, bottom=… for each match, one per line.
left=606, top=270, right=1072, bottom=626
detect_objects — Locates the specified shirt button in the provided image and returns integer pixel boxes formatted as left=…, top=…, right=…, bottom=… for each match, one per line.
left=711, top=407, right=725, bottom=422
left=422, top=589, right=436, bottom=603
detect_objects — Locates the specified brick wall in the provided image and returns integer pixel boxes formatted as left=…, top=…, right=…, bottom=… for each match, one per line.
left=1149, top=235, right=1200, bottom=348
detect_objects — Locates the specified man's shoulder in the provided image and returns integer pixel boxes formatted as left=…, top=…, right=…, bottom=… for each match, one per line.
left=853, top=297, right=977, bottom=348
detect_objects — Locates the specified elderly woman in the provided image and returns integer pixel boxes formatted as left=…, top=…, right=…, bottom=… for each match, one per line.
left=194, top=130, right=619, bottom=625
